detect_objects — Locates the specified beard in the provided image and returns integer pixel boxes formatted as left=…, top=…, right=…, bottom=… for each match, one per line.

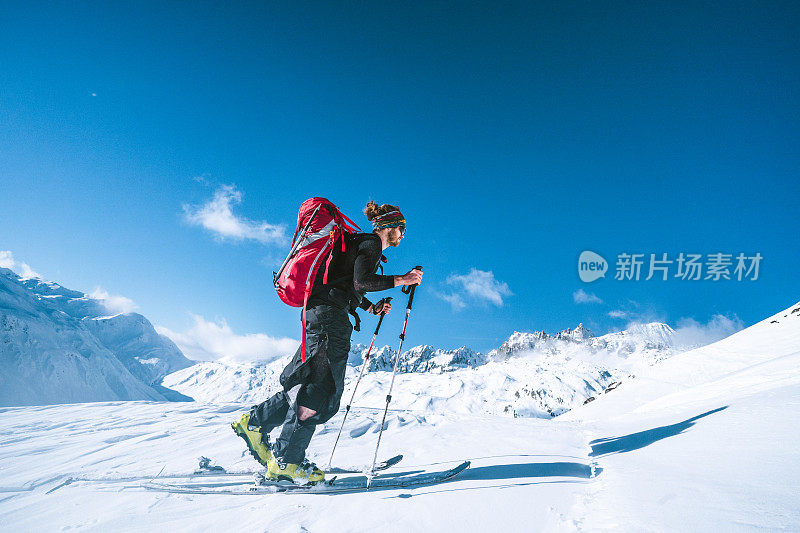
left=387, top=234, right=402, bottom=247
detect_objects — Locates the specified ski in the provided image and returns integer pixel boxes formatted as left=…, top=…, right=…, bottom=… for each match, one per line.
left=62, top=454, right=404, bottom=487
left=190, top=453, right=404, bottom=477
left=143, top=460, right=470, bottom=495
left=327, top=454, right=403, bottom=474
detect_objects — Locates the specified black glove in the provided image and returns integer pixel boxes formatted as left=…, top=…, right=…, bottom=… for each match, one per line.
left=371, top=297, right=392, bottom=315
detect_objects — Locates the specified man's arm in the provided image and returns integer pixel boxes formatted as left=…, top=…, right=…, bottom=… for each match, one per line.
left=359, top=296, right=373, bottom=312
left=353, top=237, right=395, bottom=293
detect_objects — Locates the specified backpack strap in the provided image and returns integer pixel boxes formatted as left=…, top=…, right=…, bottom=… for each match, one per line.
left=349, top=307, right=361, bottom=332
left=300, top=233, right=335, bottom=363
left=322, top=228, right=337, bottom=285
left=339, top=212, right=361, bottom=233
left=301, top=287, right=311, bottom=363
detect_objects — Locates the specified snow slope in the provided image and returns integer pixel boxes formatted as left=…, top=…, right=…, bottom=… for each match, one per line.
left=0, top=301, right=797, bottom=531
left=0, top=268, right=193, bottom=406
left=559, top=300, right=800, bottom=531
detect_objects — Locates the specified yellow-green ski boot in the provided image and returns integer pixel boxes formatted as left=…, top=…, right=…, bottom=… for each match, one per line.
left=231, top=413, right=272, bottom=466
left=266, top=456, right=325, bottom=485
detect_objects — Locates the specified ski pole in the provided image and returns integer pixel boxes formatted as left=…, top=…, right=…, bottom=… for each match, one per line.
left=326, top=296, right=392, bottom=469
left=368, top=266, right=422, bottom=486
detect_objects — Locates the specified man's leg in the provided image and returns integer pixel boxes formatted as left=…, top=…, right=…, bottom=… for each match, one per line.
left=232, top=390, right=291, bottom=466
left=272, top=352, right=334, bottom=463
left=248, top=390, right=291, bottom=433
left=272, top=398, right=318, bottom=464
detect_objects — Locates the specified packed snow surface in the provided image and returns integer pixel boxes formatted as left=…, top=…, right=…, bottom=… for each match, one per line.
left=1, top=301, right=798, bottom=531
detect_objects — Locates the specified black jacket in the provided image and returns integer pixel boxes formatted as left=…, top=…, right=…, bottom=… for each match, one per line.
left=307, top=232, right=395, bottom=313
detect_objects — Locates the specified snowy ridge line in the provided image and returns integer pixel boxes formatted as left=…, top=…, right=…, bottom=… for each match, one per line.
left=164, top=319, right=686, bottom=417
left=0, top=267, right=193, bottom=406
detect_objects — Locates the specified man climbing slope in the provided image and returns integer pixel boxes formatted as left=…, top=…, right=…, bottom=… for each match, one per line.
left=232, top=200, right=423, bottom=484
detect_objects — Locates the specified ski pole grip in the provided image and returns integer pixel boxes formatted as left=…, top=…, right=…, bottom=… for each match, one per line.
left=377, top=296, right=393, bottom=314
left=405, top=266, right=422, bottom=309
left=372, top=297, right=392, bottom=334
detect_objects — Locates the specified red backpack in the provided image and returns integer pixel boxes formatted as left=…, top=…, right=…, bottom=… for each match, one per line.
left=273, top=198, right=361, bottom=362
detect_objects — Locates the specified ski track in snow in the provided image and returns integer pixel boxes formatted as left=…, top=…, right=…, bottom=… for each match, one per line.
left=0, top=302, right=798, bottom=531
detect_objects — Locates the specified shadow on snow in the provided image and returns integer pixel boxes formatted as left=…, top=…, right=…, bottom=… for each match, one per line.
left=459, top=461, right=594, bottom=482
left=383, top=461, right=597, bottom=499
left=589, top=406, right=729, bottom=458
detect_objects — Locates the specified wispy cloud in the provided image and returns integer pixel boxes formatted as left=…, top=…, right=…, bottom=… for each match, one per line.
left=434, top=290, right=466, bottom=311
left=573, top=289, right=603, bottom=304
left=672, top=314, right=744, bottom=348
left=183, top=184, right=286, bottom=245
left=89, top=288, right=138, bottom=314
left=156, top=314, right=298, bottom=363
left=610, top=306, right=744, bottom=349
left=438, top=268, right=512, bottom=311
left=0, top=251, right=14, bottom=268
left=607, top=300, right=661, bottom=322
left=0, top=250, right=41, bottom=279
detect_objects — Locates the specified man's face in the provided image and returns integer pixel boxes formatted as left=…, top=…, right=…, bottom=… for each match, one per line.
left=387, top=225, right=405, bottom=247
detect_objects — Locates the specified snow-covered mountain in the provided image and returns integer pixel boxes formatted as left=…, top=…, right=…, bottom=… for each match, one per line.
left=363, top=344, right=486, bottom=372
left=0, top=267, right=193, bottom=406
left=2, top=301, right=797, bottom=531
left=163, top=319, right=680, bottom=417
left=492, top=322, right=674, bottom=360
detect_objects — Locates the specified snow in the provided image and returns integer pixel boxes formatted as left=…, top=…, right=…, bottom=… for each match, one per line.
left=1, top=301, right=798, bottom=531
left=559, top=301, right=800, bottom=531
left=162, top=320, right=681, bottom=418
left=0, top=268, right=193, bottom=406
left=0, top=402, right=591, bottom=532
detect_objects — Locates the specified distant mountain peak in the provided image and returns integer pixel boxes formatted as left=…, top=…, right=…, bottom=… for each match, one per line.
left=556, top=323, right=594, bottom=342
left=0, top=266, right=193, bottom=406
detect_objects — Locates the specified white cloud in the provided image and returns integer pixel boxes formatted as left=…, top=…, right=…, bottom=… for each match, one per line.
left=435, top=290, right=467, bottom=311
left=607, top=300, right=666, bottom=323
left=89, top=288, right=138, bottom=314
left=673, top=314, right=745, bottom=348
left=0, top=250, right=41, bottom=279
left=0, top=251, right=13, bottom=268
left=439, top=269, right=512, bottom=310
left=156, top=314, right=298, bottom=363
left=183, top=184, right=286, bottom=245
left=573, top=289, right=603, bottom=304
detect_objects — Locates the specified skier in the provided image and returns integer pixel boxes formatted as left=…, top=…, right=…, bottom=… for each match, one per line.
left=232, top=201, right=423, bottom=484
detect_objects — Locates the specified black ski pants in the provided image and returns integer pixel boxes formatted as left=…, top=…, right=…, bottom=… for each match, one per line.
left=249, top=304, right=352, bottom=464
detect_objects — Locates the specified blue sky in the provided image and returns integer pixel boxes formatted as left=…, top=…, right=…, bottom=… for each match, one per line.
left=1, top=2, right=798, bottom=359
